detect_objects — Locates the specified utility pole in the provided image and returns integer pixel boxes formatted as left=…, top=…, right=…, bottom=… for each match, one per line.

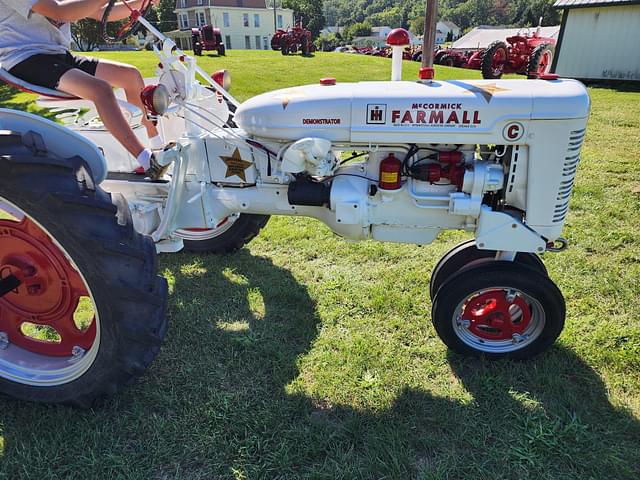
left=273, top=0, right=278, bottom=33
left=422, top=0, right=438, bottom=69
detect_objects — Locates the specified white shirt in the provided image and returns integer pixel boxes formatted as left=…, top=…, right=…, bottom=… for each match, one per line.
left=0, top=0, right=71, bottom=70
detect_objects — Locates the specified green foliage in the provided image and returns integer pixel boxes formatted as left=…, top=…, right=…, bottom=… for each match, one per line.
left=281, top=0, right=325, bottom=36
left=315, top=32, right=342, bottom=51
left=157, top=0, right=177, bottom=32
left=343, top=20, right=373, bottom=41
left=323, top=0, right=561, bottom=33
left=71, top=18, right=126, bottom=51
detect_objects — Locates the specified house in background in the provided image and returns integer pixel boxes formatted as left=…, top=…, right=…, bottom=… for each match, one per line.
left=171, top=0, right=294, bottom=51
left=437, top=20, right=461, bottom=41
left=552, top=0, right=640, bottom=82
left=353, top=26, right=421, bottom=48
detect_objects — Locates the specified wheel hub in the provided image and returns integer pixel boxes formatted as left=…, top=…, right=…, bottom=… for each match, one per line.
left=461, top=289, right=532, bottom=341
left=0, top=217, right=96, bottom=356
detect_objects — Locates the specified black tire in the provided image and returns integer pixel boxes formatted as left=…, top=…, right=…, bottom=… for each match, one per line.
left=218, top=44, right=226, bottom=56
left=194, top=43, right=203, bottom=56
left=441, top=55, right=455, bottom=67
left=413, top=50, right=423, bottom=62
left=280, top=37, right=289, bottom=55
left=432, top=262, right=565, bottom=360
left=430, top=240, right=547, bottom=299
left=481, top=40, right=508, bottom=79
left=527, top=43, right=554, bottom=79
left=0, top=132, right=168, bottom=407
left=301, top=37, right=310, bottom=56
left=180, top=214, right=270, bottom=254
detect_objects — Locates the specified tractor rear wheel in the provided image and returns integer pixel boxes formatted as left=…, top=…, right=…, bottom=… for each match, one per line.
left=429, top=240, right=547, bottom=299
left=301, top=37, right=311, bottom=56
left=481, top=41, right=508, bottom=79
left=527, top=43, right=554, bottom=79
left=218, top=44, right=226, bottom=56
left=280, top=37, right=289, bottom=55
left=432, top=262, right=565, bottom=360
left=441, top=55, right=455, bottom=67
left=176, top=214, right=270, bottom=254
left=0, top=134, right=168, bottom=407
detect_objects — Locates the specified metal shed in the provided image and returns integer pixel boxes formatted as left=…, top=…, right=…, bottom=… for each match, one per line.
left=552, top=0, right=640, bottom=81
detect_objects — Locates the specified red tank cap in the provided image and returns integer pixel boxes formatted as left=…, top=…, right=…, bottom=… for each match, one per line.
left=320, top=77, right=337, bottom=86
left=387, top=28, right=411, bottom=47
left=539, top=73, right=559, bottom=80
left=419, top=67, right=435, bottom=80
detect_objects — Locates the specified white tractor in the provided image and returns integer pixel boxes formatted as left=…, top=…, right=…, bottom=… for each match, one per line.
left=0, top=1, right=589, bottom=406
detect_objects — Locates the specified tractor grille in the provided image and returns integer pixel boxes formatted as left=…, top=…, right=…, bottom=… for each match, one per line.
left=553, top=129, right=586, bottom=223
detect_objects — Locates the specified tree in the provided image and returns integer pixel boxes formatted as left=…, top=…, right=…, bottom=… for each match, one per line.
left=282, top=0, right=325, bottom=36
left=157, top=0, right=177, bottom=32
left=343, top=20, right=372, bottom=41
left=71, top=19, right=102, bottom=51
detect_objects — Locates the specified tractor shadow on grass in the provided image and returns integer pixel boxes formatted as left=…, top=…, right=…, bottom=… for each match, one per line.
left=0, top=249, right=638, bottom=479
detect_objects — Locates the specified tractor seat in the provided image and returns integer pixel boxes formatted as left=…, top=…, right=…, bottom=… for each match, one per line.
left=0, top=65, right=79, bottom=100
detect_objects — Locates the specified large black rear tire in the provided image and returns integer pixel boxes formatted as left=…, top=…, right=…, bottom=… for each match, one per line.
left=0, top=131, right=168, bottom=407
left=481, top=40, right=508, bottom=79
left=527, top=43, right=554, bottom=79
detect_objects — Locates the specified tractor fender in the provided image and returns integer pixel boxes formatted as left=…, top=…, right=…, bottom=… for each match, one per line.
left=0, top=108, right=107, bottom=184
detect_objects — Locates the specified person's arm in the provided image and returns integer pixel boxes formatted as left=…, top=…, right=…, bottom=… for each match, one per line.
left=87, top=0, right=155, bottom=22
left=31, top=0, right=108, bottom=23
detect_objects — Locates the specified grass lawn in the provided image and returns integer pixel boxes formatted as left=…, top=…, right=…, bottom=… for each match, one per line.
left=1, top=50, right=639, bottom=479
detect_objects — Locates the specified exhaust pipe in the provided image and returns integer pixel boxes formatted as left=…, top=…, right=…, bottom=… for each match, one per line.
left=420, top=0, right=438, bottom=80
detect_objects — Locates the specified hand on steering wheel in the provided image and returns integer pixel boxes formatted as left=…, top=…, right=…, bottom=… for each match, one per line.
left=101, top=0, right=154, bottom=44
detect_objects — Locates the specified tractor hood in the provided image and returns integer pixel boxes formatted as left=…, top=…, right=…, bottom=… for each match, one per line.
left=234, top=79, right=590, bottom=143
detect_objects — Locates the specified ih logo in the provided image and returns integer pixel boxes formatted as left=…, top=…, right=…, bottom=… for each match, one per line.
left=367, top=104, right=387, bottom=124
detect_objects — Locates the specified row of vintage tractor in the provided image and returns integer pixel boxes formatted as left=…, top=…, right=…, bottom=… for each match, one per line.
left=342, top=28, right=555, bottom=80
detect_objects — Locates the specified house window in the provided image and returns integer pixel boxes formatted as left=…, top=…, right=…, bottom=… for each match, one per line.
left=255, top=35, right=261, bottom=49
left=225, top=35, right=231, bottom=49
left=243, top=14, right=249, bottom=27
left=223, top=12, right=230, bottom=27
left=277, top=15, right=283, bottom=29
left=197, top=0, right=202, bottom=4
left=179, top=13, right=189, bottom=30
left=254, top=14, right=260, bottom=28
left=180, top=0, right=186, bottom=7
left=196, top=11, right=206, bottom=27
left=245, top=36, right=251, bottom=49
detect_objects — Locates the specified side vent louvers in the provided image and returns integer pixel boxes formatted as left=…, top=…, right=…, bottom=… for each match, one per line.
left=553, top=129, right=585, bottom=223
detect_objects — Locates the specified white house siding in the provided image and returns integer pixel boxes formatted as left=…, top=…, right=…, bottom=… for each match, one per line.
left=174, top=6, right=294, bottom=50
left=554, top=4, right=640, bottom=80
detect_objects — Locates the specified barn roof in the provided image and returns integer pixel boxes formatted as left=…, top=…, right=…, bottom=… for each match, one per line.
left=554, top=0, right=640, bottom=8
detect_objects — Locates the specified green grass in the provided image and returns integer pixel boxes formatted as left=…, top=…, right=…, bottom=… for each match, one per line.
left=1, top=51, right=640, bottom=479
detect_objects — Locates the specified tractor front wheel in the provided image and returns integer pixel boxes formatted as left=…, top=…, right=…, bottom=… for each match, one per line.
left=0, top=139, right=168, bottom=407
left=527, top=43, right=554, bottom=79
left=429, top=240, right=547, bottom=299
left=280, top=37, right=289, bottom=55
left=176, top=214, right=270, bottom=254
left=481, top=41, right=508, bottom=79
left=432, top=262, right=565, bottom=360
left=218, top=44, right=226, bottom=56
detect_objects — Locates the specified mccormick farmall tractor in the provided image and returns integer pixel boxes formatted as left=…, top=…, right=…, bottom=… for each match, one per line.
left=191, top=25, right=226, bottom=57
left=0, top=1, right=589, bottom=406
left=480, top=24, right=556, bottom=79
left=271, top=23, right=313, bottom=56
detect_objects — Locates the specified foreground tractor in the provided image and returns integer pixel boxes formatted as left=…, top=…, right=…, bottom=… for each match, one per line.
left=271, top=24, right=313, bottom=56
left=192, top=25, right=226, bottom=56
left=481, top=27, right=555, bottom=79
left=0, top=1, right=590, bottom=406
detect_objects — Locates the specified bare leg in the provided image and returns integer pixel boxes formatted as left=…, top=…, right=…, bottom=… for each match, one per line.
left=94, top=59, right=159, bottom=139
left=58, top=69, right=145, bottom=158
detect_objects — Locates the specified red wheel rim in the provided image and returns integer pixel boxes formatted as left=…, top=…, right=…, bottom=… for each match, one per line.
left=0, top=215, right=96, bottom=357
left=491, top=48, right=506, bottom=76
left=460, top=289, right=532, bottom=341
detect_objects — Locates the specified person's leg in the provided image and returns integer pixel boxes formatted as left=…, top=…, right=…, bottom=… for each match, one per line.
left=93, top=59, right=160, bottom=141
left=58, top=69, right=146, bottom=159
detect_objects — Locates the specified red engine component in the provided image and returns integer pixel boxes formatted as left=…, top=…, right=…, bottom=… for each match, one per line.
left=413, top=151, right=465, bottom=189
left=379, top=153, right=402, bottom=190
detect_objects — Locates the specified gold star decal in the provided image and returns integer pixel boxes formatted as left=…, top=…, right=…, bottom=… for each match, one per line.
left=464, top=82, right=510, bottom=103
left=220, top=148, right=253, bottom=182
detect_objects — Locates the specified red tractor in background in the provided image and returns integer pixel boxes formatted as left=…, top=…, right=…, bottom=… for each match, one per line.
left=271, top=24, right=314, bottom=56
left=192, top=25, right=226, bottom=57
left=480, top=28, right=555, bottom=79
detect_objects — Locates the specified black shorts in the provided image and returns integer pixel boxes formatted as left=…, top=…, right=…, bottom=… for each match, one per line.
left=9, top=52, right=99, bottom=90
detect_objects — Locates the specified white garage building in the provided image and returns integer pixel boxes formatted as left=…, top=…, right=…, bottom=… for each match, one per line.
left=552, top=0, right=640, bottom=81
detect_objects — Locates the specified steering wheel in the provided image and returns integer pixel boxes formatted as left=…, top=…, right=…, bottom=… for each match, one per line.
left=102, top=0, right=153, bottom=44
